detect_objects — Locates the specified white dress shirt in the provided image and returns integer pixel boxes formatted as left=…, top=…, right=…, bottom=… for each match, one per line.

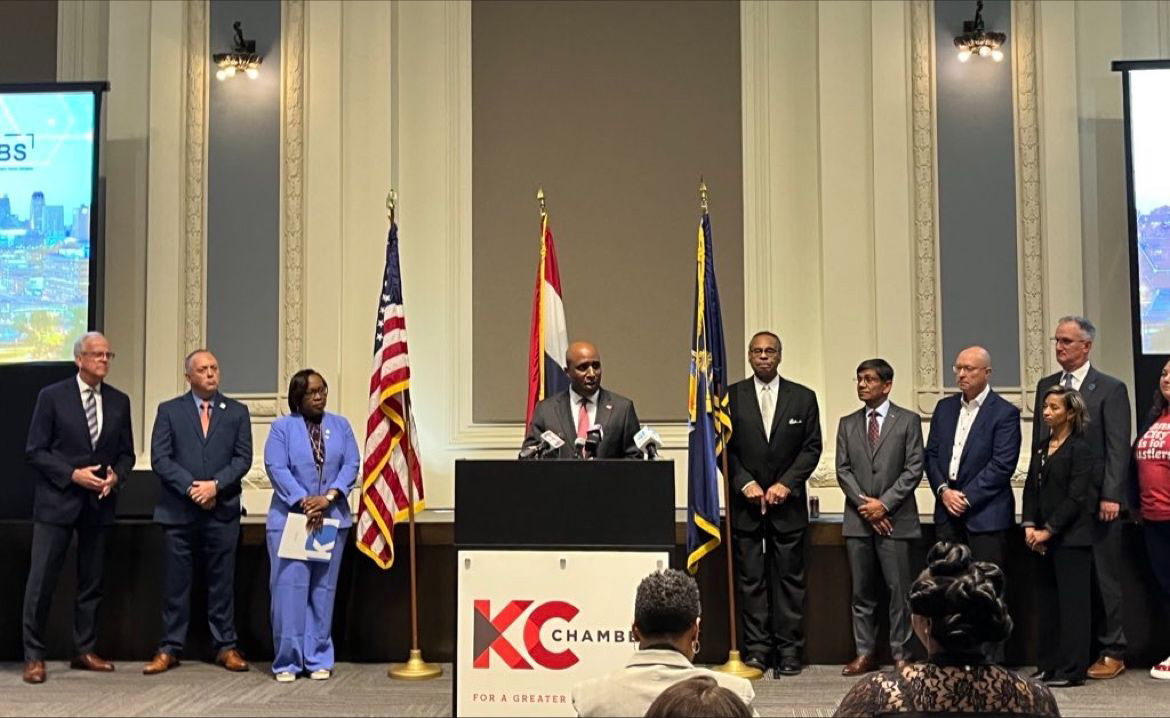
left=1060, top=361, right=1090, bottom=391
left=947, top=384, right=991, bottom=484
left=77, top=373, right=103, bottom=438
left=570, top=387, right=599, bottom=428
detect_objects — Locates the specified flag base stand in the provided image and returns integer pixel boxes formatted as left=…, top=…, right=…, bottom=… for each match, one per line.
left=389, top=649, right=443, bottom=680
left=713, top=650, right=763, bottom=681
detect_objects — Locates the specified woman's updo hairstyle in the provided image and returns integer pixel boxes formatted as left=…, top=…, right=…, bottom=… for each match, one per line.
left=908, top=542, right=1012, bottom=654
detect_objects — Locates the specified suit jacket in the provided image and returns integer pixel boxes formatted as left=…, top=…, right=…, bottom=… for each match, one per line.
left=924, top=389, right=1021, bottom=533
left=1031, top=366, right=1131, bottom=509
left=25, top=376, right=135, bottom=526
left=571, top=649, right=756, bottom=718
left=264, top=412, right=360, bottom=530
left=835, top=402, right=924, bottom=539
left=521, top=388, right=641, bottom=459
left=1022, top=433, right=1094, bottom=547
left=150, top=391, right=252, bottom=525
left=726, top=376, right=822, bottom=533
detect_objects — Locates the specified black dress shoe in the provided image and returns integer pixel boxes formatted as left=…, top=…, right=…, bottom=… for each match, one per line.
left=775, top=656, right=803, bottom=676
left=1043, top=677, right=1084, bottom=688
left=743, top=657, right=767, bottom=673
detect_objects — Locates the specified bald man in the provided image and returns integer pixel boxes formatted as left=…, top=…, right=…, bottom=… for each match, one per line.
left=924, top=346, right=1021, bottom=573
left=521, top=341, right=642, bottom=459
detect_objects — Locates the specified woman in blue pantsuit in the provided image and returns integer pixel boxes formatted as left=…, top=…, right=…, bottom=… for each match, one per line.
left=264, top=369, right=359, bottom=682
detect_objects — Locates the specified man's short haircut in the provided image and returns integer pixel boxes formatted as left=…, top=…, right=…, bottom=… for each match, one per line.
left=1057, top=315, right=1097, bottom=342
left=185, top=348, right=211, bottom=373
left=856, top=358, right=894, bottom=383
left=73, top=331, right=105, bottom=358
left=633, top=569, right=701, bottom=638
left=750, top=330, right=782, bottom=350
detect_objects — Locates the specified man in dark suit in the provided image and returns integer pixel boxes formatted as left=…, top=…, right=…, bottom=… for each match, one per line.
left=836, top=359, right=924, bottom=676
left=143, top=349, right=252, bottom=675
left=1031, top=316, right=1131, bottom=680
left=521, top=341, right=641, bottom=459
left=726, top=330, right=822, bottom=678
left=924, top=346, right=1021, bottom=570
left=22, top=332, right=135, bottom=684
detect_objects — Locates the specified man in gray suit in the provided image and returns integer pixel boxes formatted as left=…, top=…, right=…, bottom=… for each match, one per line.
left=836, top=358, right=924, bottom=676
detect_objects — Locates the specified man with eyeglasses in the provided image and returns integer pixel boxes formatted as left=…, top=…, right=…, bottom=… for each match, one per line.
left=1032, top=316, right=1131, bottom=680
left=726, top=330, right=822, bottom=678
left=924, top=346, right=1021, bottom=578
left=21, top=332, right=135, bottom=684
left=142, top=349, right=253, bottom=675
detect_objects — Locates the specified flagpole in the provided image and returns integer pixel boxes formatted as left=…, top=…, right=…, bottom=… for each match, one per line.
left=700, top=180, right=761, bottom=681
left=385, top=190, right=442, bottom=681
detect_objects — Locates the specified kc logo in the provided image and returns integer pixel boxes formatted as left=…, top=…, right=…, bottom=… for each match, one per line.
left=473, top=600, right=580, bottom=670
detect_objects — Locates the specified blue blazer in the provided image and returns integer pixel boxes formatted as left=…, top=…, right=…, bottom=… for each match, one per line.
left=264, top=412, right=360, bottom=530
left=924, top=389, right=1021, bottom=533
left=150, top=391, right=252, bottom=525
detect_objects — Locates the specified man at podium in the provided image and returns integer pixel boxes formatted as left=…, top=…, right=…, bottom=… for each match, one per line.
left=521, top=341, right=642, bottom=459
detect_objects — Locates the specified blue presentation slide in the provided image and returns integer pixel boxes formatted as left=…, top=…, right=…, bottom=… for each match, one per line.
left=1132, top=69, right=1170, bottom=355
left=0, top=90, right=95, bottom=363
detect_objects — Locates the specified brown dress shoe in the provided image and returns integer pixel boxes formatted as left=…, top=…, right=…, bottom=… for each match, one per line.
left=142, top=652, right=180, bottom=675
left=216, top=648, right=250, bottom=672
left=842, top=654, right=879, bottom=676
left=1087, top=655, right=1125, bottom=679
left=70, top=653, right=115, bottom=672
left=23, top=660, right=46, bottom=684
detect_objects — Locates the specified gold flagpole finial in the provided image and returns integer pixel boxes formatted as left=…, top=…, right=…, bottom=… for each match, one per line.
left=387, top=189, right=398, bottom=224
left=699, top=177, right=709, bottom=213
left=537, top=187, right=547, bottom=218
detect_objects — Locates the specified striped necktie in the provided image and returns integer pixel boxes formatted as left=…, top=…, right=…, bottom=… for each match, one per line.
left=85, top=387, right=99, bottom=447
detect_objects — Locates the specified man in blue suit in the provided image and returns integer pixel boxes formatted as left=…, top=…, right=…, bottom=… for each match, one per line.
left=143, top=349, right=252, bottom=675
left=924, top=346, right=1021, bottom=571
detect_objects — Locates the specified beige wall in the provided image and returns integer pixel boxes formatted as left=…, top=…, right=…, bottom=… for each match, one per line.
left=69, top=0, right=1170, bottom=513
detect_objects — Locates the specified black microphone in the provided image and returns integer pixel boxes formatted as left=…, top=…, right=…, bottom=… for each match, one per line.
left=583, top=424, right=604, bottom=459
left=574, top=437, right=587, bottom=459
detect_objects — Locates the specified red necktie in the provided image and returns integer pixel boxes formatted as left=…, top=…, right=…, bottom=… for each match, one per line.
left=868, top=410, right=879, bottom=450
left=576, top=398, right=591, bottom=439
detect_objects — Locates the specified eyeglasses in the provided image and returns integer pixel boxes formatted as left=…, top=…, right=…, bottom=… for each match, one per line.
left=952, top=364, right=986, bottom=375
left=82, top=351, right=116, bottom=360
left=306, top=387, right=328, bottom=398
left=1050, top=337, right=1085, bottom=347
left=749, top=347, right=779, bottom=357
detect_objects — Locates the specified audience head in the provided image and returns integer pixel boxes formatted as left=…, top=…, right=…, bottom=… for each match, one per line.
left=632, top=569, right=702, bottom=660
left=287, top=368, right=328, bottom=419
left=1053, top=315, right=1095, bottom=372
left=644, top=675, right=751, bottom=718
left=1041, top=385, right=1088, bottom=436
left=952, top=346, right=992, bottom=402
left=748, top=331, right=782, bottom=383
left=855, top=358, right=894, bottom=407
left=565, top=341, right=602, bottom=397
left=909, top=542, right=1012, bottom=658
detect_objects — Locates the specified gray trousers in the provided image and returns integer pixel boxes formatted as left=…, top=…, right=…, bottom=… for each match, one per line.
left=1092, top=517, right=1127, bottom=658
left=845, top=534, right=913, bottom=660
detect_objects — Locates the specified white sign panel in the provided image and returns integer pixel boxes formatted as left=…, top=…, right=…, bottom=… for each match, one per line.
left=456, top=550, right=669, bottom=717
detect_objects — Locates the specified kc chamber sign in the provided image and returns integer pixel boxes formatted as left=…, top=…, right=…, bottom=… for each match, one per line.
left=456, top=550, right=669, bottom=717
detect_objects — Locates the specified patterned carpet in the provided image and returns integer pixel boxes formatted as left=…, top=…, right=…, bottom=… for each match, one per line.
left=0, top=661, right=1165, bottom=716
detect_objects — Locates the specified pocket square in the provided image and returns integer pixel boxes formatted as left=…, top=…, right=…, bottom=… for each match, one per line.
left=788, top=418, right=802, bottom=425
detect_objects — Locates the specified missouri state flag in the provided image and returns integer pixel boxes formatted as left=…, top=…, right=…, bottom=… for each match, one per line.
left=525, top=211, right=569, bottom=429
left=686, top=210, right=731, bottom=573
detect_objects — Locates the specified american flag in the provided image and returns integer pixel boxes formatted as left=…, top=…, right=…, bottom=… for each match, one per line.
left=356, top=222, right=424, bottom=570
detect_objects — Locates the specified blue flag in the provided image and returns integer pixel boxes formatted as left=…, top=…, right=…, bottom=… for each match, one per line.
left=686, top=212, right=731, bottom=573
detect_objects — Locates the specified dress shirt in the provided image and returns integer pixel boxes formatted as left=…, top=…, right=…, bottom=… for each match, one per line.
left=570, top=387, right=599, bottom=428
left=191, top=392, right=216, bottom=416
left=947, top=384, right=991, bottom=484
left=1059, top=361, right=1090, bottom=391
left=866, top=399, right=891, bottom=435
left=77, top=373, right=103, bottom=438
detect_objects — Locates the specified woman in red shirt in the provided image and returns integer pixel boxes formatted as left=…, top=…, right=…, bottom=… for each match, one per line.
left=1132, top=359, right=1170, bottom=680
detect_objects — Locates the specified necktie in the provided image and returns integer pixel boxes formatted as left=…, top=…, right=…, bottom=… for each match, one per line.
left=201, top=400, right=211, bottom=437
left=1062, top=373, right=1074, bottom=389
left=868, top=410, right=880, bottom=450
left=576, top=397, right=591, bottom=439
left=85, top=388, right=99, bottom=447
left=760, top=385, right=774, bottom=441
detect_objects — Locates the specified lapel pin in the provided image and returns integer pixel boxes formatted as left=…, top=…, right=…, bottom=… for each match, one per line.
left=605, top=404, right=613, bottom=410
left=219, top=402, right=226, bottom=410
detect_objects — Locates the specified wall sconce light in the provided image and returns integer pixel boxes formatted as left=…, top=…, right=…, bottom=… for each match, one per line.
left=213, top=21, right=262, bottom=81
left=953, top=0, right=1006, bottom=63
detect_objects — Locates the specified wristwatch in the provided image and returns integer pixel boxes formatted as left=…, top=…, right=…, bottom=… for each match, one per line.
left=326, top=489, right=342, bottom=503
